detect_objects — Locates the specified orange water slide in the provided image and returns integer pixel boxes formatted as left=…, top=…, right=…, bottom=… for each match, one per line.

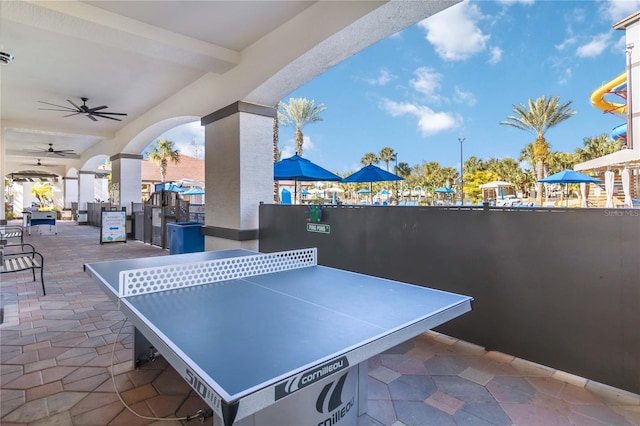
left=590, top=72, right=627, bottom=116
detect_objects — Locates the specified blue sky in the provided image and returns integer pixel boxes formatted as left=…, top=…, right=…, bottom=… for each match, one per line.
left=158, top=0, right=639, bottom=175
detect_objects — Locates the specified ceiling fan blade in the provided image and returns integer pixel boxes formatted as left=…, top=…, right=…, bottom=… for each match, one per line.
left=38, top=100, right=76, bottom=110
left=91, top=114, right=122, bottom=121
left=64, top=112, right=83, bottom=117
left=93, top=111, right=128, bottom=116
left=39, top=107, right=78, bottom=112
left=67, top=99, right=82, bottom=111
left=86, top=114, right=98, bottom=122
left=87, top=105, right=108, bottom=112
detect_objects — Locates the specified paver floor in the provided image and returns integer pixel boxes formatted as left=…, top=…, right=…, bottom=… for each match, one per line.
left=1, top=220, right=639, bottom=425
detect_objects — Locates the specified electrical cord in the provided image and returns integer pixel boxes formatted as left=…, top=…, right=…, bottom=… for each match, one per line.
left=110, top=319, right=209, bottom=422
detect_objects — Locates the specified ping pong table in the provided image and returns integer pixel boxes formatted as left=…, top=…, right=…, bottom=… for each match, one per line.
left=84, top=248, right=472, bottom=426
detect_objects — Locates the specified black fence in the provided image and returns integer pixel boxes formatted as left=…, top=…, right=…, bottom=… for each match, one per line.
left=259, top=204, right=640, bottom=395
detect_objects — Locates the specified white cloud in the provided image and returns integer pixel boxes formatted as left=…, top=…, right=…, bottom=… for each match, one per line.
left=367, top=68, right=397, bottom=86
left=280, top=135, right=314, bottom=159
left=576, top=33, right=612, bottom=58
left=488, top=46, right=503, bottom=64
left=600, top=0, right=640, bottom=22
left=418, top=2, right=490, bottom=61
left=381, top=99, right=457, bottom=136
left=557, top=68, right=573, bottom=86
left=155, top=121, right=204, bottom=158
left=409, top=67, right=442, bottom=101
left=555, top=36, right=577, bottom=51
left=453, top=87, right=477, bottom=106
left=496, top=0, right=535, bottom=4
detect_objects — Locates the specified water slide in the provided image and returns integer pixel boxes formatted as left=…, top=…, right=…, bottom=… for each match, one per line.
left=590, top=72, right=627, bottom=140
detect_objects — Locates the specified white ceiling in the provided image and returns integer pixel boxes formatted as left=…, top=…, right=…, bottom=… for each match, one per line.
left=0, top=0, right=459, bottom=177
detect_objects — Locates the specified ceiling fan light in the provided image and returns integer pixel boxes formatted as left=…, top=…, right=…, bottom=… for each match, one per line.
left=0, top=51, right=14, bottom=64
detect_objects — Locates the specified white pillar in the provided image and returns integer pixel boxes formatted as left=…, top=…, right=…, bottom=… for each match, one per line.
left=110, top=153, right=143, bottom=214
left=201, top=101, right=275, bottom=250
left=63, top=176, right=78, bottom=209
left=77, top=171, right=96, bottom=224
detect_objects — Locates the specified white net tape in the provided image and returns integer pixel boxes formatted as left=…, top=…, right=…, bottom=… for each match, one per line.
left=118, top=248, right=317, bottom=297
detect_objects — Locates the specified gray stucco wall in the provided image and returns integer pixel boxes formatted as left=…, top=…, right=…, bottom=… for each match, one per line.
left=259, top=204, right=640, bottom=395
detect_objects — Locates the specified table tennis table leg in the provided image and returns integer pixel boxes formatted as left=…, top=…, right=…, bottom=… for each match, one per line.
left=358, top=361, right=368, bottom=416
left=133, top=328, right=156, bottom=367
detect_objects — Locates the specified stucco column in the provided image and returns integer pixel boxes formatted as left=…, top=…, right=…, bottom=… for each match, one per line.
left=110, top=153, right=143, bottom=214
left=201, top=101, right=275, bottom=250
left=77, top=171, right=96, bottom=224
left=63, top=176, right=78, bottom=209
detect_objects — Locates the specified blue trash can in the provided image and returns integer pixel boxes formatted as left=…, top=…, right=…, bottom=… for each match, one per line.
left=167, top=222, right=204, bottom=254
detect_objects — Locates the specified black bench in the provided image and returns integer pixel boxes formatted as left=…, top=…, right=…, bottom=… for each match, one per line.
left=0, top=242, right=46, bottom=296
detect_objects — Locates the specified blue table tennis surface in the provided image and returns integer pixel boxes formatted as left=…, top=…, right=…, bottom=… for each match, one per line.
left=85, top=248, right=472, bottom=414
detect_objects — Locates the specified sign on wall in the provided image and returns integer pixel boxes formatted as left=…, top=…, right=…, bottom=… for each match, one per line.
left=100, top=208, right=127, bottom=244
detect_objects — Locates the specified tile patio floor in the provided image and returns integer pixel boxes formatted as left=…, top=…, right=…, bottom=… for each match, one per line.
left=1, top=220, right=639, bottom=426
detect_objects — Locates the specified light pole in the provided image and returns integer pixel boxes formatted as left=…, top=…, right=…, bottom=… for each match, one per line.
left=626, top=43, right=634, bottom=150
left=458, top=137, right=465, bottom=205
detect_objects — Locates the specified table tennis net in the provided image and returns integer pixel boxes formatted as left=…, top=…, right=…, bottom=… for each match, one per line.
left=118, top=248, right=317, bottom=297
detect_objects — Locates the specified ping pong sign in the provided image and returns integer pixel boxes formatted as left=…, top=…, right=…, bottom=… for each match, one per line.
left=307, top=223, right=330, bottom=234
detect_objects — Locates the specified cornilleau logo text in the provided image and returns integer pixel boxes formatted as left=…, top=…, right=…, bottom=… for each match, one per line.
left=274, top=356, right=349, bottom=400
left=315, top=373, right=354, bottom=426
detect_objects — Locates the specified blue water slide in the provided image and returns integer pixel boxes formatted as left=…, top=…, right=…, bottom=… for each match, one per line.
left=612, top=123, right=627, bottom=140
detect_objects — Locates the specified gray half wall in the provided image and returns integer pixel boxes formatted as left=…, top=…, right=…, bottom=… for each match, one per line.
left=259, top=204, right=640, bottom=395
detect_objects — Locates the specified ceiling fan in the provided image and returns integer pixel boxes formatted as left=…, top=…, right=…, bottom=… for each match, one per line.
left=22, top=159, right=54, bottom=167
left=38, top=97, right=128, bottom=122
left=29, top=143, right=77, bottom=157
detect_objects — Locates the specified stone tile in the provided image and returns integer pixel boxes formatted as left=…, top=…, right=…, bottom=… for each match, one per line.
left=367, top=376, right=392, bottom=401
left=511, top=357, right=555, bottom=377
left=24, top=358, right=57, bottom=374
left=501, top=402, right=572, bottom=425
left=1, top=397, right=48, bottom=423
left=459, top=367, right=494, bottom=386
left=459, top=402, right=513, bottom=425
left=70, top=400, right=125, bottom=425
left=3, top=371, right=43, bottom=390
left=526, top=375, right=565, bottom=397
left=41, top=366, right=77, bottom=384
left=424, top=354, right=469, bottom=376
left=571, top=404, right=633, bottom=425
left=30, top=410, right=73, bottom=426
left=147, top=394, right=190, bottom=418
left=425, top=390, right=464, bottom=415
left=610, top=405, right=640, bottom=425
left=0, top=389, right=26, bottom=418
left=487, top=376, right=537, bottom=404
left=381, top=354, right=428, bottom=375
left=63, top=372, right=110, bottom=392
left=388, top=375, right=436, bottom=401
left=393, top=400, right=456, bottom=426
left=586, top=380, right=640, bottom=406
left=558, top=382, right=604, bottom=405
left=370, top=366, right=401, bottom=385
left=69, top=391, right=120, bottom=416
left=366, top=398, right=397, bottom=425
left=121, top=383, right=158, bottom=406
left=552, top=370, right=589, bottom=388
left=26, top=380, right=63, bottom=401
left=432, top=376, right=495, bottom=404
left=151, top=366, right=192, bottom=395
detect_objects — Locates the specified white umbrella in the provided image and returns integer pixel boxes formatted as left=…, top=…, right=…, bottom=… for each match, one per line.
left=605, top=169, right=615, bottom=208
left=325, top=187, right=344, bottom=193
left=622, top=167, right=632, bottom=207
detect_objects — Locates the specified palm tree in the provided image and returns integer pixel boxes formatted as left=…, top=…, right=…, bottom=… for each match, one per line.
left=361, top=152, right=378, bottom=166
left=378, top=147, right=396, bottom=171
left=500, top=96, right=576, bottom=204
left=273, top=101, right=280, bottom=203
left=278, top=98, right=326, bottom=156
left=146, top=138, right=181, bottom=183
left=575, top=133, right=623, bottom=162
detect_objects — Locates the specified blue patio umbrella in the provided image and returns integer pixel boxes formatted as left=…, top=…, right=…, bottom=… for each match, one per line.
left=433, top=186, right=455, bottom=194
left=163, top=183, right=186, bottom=192
left=356, top=188, right=372, bottom=194
left=274, top=155, right=342, bottom=203
left=538, top=169, right=601, bottom=206
left=182, top=187, right=205, bottom=196
left=343, top=165, right=403, bottom=204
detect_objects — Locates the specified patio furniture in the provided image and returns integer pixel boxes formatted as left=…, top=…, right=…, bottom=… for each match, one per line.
left=0, top=225, right=24, bottom=245
left=23, top=211, right=57, bottom=235
left=0, top=242, right=46, bottom=296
